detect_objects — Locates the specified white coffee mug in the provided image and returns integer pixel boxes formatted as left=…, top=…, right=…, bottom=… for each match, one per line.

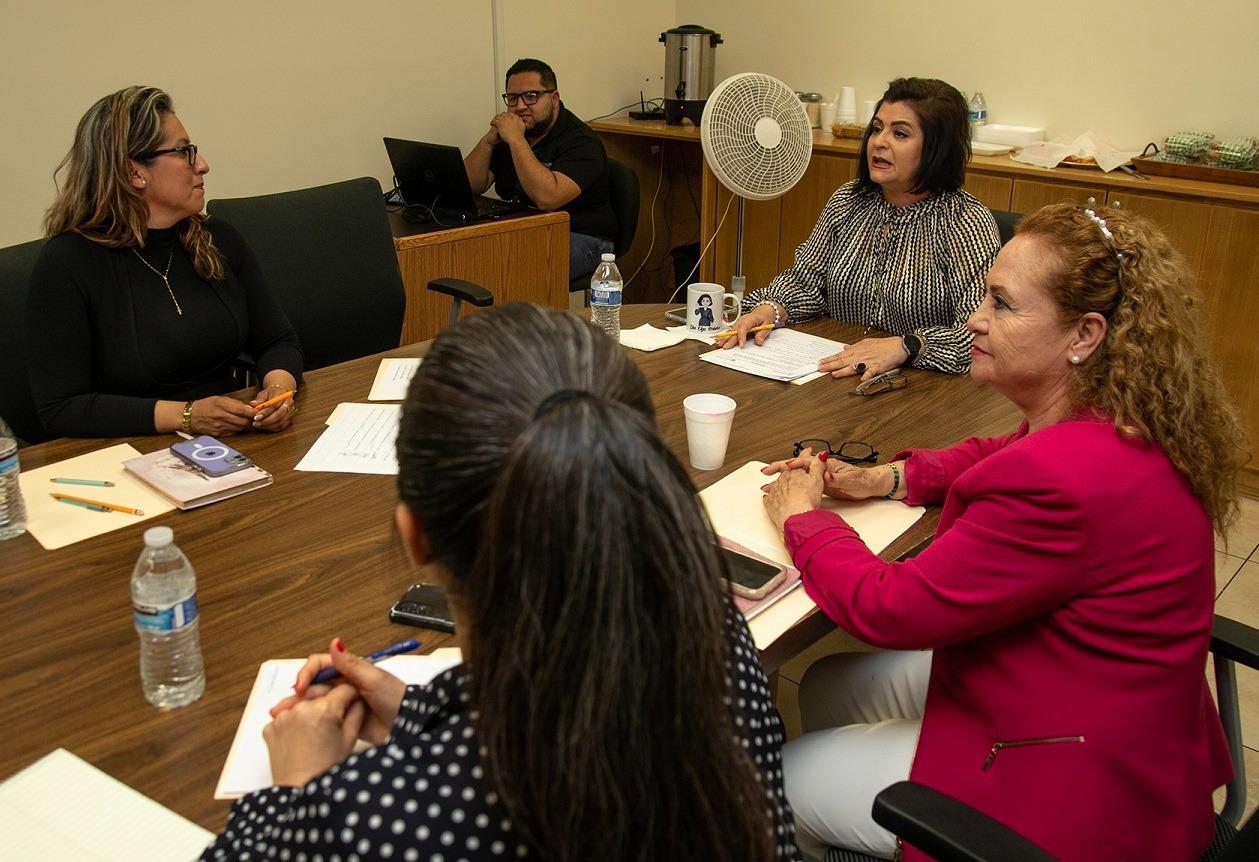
left=687, top=283, right=740, bottom=333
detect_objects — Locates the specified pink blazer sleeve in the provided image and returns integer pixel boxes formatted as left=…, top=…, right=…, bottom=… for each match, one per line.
left=894, top=422, right=1028, bottom=506
left=784, top=446, right=1086, bottom=650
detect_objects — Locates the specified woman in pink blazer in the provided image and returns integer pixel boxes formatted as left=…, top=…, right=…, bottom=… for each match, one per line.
left=763, top=201, right=1247, bottom=862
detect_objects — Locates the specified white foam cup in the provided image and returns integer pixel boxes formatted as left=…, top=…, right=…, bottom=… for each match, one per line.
left=683, top=393, right=737, bottom=470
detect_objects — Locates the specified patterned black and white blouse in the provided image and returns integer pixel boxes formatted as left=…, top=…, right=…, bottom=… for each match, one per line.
left=202, top=601, right=802, bottom=861
left=743, top=181, right=1000, bottom=375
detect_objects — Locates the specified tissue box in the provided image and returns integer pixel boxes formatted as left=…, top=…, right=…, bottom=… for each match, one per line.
left=974, top=124, right=1046, bottom=147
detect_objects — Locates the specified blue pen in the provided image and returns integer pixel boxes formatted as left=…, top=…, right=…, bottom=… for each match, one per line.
left=310, top=639, right=421, bottom=686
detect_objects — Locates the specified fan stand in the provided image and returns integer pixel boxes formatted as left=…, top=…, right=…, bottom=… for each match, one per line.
left=732, top=197, right=746, bottom=298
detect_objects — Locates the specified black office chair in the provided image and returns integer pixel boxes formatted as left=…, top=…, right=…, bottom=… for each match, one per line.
left=0, top=239, right=50, bottom=446
left=823, top=614, right=1259, bottom=862
left=426, top=277, right=493, bottom=329
left=989, top=209, right=1022, bottom=247
left=568, top=158, right=640, bottom=295
left=207, top=177, right=406, bottom=370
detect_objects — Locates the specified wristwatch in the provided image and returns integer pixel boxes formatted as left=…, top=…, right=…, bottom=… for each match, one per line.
left=901, top=333, right=923, bottom=366
left=180, top=400, right=194, bottom=435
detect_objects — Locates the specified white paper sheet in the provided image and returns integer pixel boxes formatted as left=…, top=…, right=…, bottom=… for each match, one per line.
left=0, top=748, right=212, bottom=861
left=215, top=650, right=463, bottom=799
left=697, top=328, right=846, bottom=382
left=699, top=462, right=925, bottom=649
left=619, top=323, right=689, bottom=352
left=294, top=403, right=401, bottom=474
left=368, top=358, right=422, bottom=401
left=17, top=444, right=177, bottom=550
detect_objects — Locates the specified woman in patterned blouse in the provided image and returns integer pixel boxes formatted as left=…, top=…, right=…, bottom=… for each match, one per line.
left=203, top=305, right=802, bottom=862
left=725, top=78, right=1000, bottom=378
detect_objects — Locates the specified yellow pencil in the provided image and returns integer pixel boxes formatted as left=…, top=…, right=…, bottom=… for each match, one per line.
left=50, top=493, right=144, bottom=516
left=713, top=323, right=775, bottom=341
left=252, top=389, right=295, bottom=413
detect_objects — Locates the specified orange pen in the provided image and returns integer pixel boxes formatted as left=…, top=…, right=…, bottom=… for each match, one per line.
left=252, top=389, right=295, bottom=414
left=50, top=493, right=144, bottom=516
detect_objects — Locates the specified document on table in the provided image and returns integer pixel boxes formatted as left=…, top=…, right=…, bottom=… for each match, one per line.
left=0, top=748, right=212, bottom=860
left=295, top=403, right=401, bottom=474
left=18, top=444, right=177, bottom=550
left=698, top=328, right=845, bottom=382
left=699, top=462, right=924, bottom=649
left=215, top=650, right=463, bottom=799
left=368, top=357, right=422, bottom=401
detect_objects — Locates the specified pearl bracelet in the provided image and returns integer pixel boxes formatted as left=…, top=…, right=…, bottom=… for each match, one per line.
left=753, top=300, right=783, bottom=326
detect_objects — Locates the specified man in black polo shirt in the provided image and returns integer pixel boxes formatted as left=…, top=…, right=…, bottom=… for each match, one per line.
left=464, top=58, right=616, bottom=280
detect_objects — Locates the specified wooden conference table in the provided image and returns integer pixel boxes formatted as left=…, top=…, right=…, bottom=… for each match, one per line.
left=0, top=305, right=1018, bottom=831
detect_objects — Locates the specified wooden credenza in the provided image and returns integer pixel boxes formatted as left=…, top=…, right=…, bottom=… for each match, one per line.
left=593, top=117, right=1259, bottom=492
left=390, top=210, right=570, bottom=344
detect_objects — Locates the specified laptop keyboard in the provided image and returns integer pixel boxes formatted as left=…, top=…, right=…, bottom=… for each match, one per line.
left=474, top=197, right=518, bottom=216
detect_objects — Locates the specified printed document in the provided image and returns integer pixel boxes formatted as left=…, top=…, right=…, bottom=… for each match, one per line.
left=698, top=328, right=846, bottom=382
left=295, top=403, right=401, bottom=474
left=368, top=357, right=423, bottom=401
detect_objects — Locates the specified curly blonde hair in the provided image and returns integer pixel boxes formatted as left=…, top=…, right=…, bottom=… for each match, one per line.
left=43, top=85, right=223, bottom=281
left=1017, top=202, right=1247, bottom=532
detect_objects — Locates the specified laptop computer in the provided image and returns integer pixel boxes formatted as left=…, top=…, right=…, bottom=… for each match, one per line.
left=383, top=137, right=528, bottom=220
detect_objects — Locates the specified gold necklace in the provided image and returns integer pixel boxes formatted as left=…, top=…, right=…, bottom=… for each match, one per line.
left=131, top=248, right=182, bottom=315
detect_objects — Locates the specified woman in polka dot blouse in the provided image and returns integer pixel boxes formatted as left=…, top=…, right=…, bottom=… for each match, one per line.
left=202, top=305, right=802, bottom=862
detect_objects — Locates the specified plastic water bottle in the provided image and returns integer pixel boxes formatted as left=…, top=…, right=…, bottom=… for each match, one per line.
left=132, top=527, right=205, bottom=709
left=0, top=417, right=27, bottom=541
left=968, top=91, right=988, bottom=139
left=590, top=252, right=623, bottom=340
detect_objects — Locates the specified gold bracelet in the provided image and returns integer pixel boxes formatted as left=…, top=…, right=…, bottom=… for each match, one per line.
left=180, top=400, right=194, bottom=435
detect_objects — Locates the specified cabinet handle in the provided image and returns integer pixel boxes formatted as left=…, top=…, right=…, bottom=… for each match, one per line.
left=1111, top=199, right=1122, bottom=208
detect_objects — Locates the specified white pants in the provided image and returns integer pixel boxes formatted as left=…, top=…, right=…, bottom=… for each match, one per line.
left=783, top=650, right=932, bottom=861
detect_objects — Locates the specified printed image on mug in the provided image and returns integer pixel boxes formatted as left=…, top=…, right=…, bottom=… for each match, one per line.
left=687, top=283, right=741, bottom=333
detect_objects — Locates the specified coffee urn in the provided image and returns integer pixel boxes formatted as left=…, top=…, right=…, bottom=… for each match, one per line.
left=659, top=24, right=722, bottom=125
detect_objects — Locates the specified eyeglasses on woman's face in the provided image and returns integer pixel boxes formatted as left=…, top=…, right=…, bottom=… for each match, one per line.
left=135, top=143, right=199, bottom=166
left=501, top=89, right=555, bottom=107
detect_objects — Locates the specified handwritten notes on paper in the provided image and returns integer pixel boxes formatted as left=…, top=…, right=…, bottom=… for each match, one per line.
left=295, top=403, right=401, bottom=475
left=368, top=358, right=423, bottom=401
left=698, top=328, right=846, bottom=382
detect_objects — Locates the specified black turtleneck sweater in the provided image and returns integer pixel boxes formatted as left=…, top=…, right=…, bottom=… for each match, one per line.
left=26, top=219, right=303, bottom=438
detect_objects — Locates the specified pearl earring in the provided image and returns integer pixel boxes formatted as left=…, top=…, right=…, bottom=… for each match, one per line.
left=1070, top=355, right=1081, bottom=364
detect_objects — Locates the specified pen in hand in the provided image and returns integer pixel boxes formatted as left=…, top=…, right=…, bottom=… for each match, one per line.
left=713, top=323, right=776, bottom=341
left=309, top=639, right=421, bottom=686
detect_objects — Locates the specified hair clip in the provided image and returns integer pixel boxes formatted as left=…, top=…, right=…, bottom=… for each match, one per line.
left=1083, top=198, right=1124, bottom=263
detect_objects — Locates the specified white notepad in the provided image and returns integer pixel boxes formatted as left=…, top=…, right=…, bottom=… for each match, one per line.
left=215, top=649, right=463, bottom=799
left=295, top=403, right=401, bottom=474
left=0, top=748, right=212, bottom=861
left=699, top=462, right=925, bottom=649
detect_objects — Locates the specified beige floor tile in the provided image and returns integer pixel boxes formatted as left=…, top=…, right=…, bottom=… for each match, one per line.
left=1213, top=745, right=1259, bottom=824
left=776, top=677, right=803, bottom=741
left=1216, top=495, right=1259, bottom=558
left=1214, top=562, right=1259, bottom=753
left=777, top=627, right=878, bottom=685
left=1218, top=551, right=1246, bottom=597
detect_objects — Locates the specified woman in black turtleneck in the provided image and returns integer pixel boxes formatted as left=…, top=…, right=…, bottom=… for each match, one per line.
left=27, top=85, right=303, bottom=439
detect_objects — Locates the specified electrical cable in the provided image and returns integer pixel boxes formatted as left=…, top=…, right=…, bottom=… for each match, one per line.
left=623, top=144, right=666, bottom=294
left=586, top=98, right=665, bottom=124
left=667, top=192, right=736, bottom=305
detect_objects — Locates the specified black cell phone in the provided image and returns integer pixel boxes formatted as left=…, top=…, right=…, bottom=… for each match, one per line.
left=389, top=583, right=455, bottom=632
left=721, top=546, right=787, bottom=601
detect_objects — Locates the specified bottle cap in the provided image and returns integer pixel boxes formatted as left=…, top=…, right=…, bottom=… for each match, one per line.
left=144, top=526, right=174, bottom=548
left=601, top=253, right=615, bottom=262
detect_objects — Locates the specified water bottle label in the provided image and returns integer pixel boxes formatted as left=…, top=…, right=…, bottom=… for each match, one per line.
left=0, top=453, right=17, bottom=475
left=591, top=286, right=622, bottom=306
left=134, top=593, right=199, bottom=632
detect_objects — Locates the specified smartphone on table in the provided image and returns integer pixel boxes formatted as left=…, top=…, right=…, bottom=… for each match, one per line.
left=169, top=435, right=253, bottom=477
left=389, top=583, right=456, bottom=632
left=721, top=546, right=787, bottom=601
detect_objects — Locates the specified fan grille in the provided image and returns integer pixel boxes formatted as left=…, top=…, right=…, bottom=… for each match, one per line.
left=701, top=73, right=812, bottom=200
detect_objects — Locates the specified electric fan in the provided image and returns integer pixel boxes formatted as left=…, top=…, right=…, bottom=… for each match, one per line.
left=700, top=72, right=813, bottom=295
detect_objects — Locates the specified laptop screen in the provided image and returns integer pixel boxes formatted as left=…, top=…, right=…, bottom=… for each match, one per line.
left=383, top=137, right=479, bottom=214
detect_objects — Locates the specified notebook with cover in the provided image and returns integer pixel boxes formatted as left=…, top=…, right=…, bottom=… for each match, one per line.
left=383, top=137, right=529, bottom=219
left=123, top=449, right=272, bottom=510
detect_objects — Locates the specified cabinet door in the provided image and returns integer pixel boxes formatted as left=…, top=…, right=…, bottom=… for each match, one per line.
left=713, top=184, right=782, bottom=292
left=1196, top=204, right=1259, bottom=487
left=1011, top=179, right=1107, bottom=214
left=1104, top=190, right=1210, bottom=288
left=777, top=154, right=857, bottom=271
left=963, top=173, right=1013, bottom=212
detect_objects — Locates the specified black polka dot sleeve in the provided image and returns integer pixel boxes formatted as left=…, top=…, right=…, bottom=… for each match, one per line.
left=743, top=182, right=1000, bottom=375
left=201, top=599, right=802, bottom=861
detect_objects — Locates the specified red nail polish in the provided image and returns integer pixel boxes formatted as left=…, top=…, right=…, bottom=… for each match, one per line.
left=333, top=637, right=345, bottom=653
left=817, top=451, right=829, bottom=463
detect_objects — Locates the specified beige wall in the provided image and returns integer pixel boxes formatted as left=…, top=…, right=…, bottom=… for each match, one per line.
left=676, top=0, right=1259, bottom=149
left=0, top=0, right=498, bottom=247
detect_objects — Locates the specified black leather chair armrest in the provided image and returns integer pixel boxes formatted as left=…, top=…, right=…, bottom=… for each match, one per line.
left=426, top=278, right=493, bottom=308
left=872, top=781, right=1056, bottom=862
left=1213, top=615, right=1259, bottom=671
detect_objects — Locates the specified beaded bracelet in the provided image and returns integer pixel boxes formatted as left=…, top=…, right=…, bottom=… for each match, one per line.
left=752, top=300, right=783, bottom=326
left=883, top=463, right=901, bottom=500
